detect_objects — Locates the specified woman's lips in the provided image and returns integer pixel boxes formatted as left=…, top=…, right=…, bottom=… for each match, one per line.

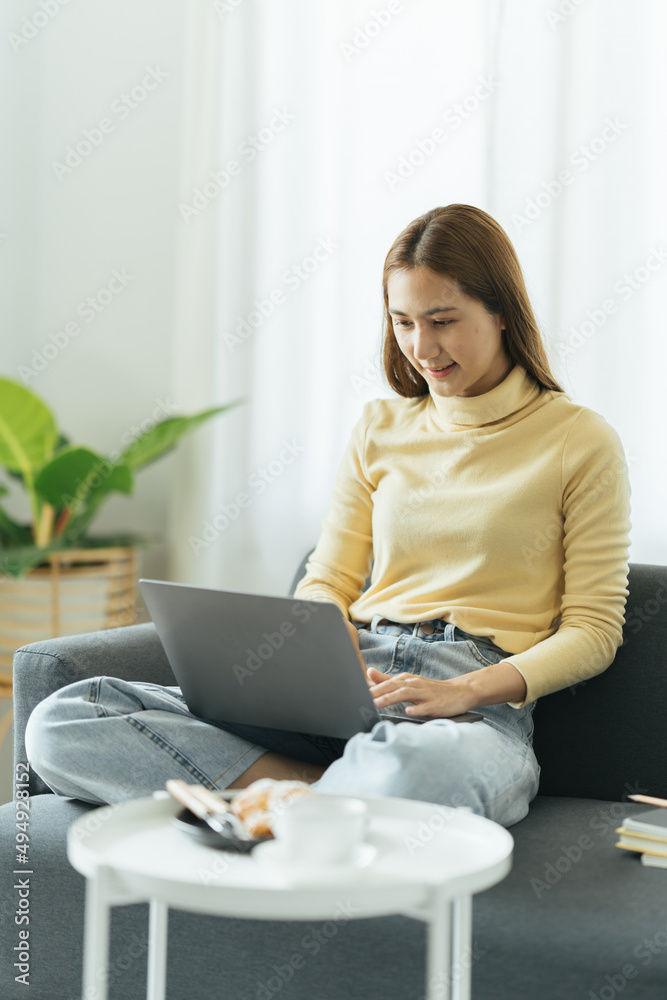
left=426, top=362, right=457, bottom=378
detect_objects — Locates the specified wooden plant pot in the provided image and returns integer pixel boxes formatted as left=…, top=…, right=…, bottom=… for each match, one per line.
left=0, top=546, right=137, bottom=698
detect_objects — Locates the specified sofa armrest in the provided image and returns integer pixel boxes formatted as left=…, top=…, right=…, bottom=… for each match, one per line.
left=13, top=622, right=174, bottom=797
left=288, top=547, right=316, bottom=597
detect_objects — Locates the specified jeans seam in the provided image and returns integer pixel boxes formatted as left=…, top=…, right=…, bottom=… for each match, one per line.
left=390, top=635, right=408, bottom=672
left=88, top=677, right=109, bottom=719
left=124, top=715, right=257, bottom=789
left=209, top=745, right=267, bottom=787
left=411, top=637, right=427, bottom=675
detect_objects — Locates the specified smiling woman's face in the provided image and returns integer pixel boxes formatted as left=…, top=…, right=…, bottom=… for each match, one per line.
left=387, top=266, right=513, bottom=398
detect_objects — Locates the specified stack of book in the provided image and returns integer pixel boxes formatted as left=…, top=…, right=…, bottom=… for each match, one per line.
left=616, top=794, right=667, bottom=869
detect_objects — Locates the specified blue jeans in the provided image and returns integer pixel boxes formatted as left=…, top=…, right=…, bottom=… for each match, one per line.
left=24, top=618, right=540, bottom=828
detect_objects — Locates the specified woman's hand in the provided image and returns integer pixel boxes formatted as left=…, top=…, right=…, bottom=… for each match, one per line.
left=366, top=659, right=528, bottom=717
left=366, top=667, right=474, bottom=718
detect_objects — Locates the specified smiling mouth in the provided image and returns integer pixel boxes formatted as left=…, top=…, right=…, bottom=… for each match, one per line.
left=426, top=362, right=457, bottom=374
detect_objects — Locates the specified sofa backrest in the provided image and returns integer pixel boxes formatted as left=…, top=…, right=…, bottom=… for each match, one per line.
left=532, top=562, right=667, bottom=800
left=289, top=554, right=667, bottom=802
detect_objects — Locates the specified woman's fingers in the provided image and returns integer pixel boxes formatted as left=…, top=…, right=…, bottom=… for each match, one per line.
left=374, top=686, right=418, bottom=707
left=371, top=675, right=423, bottom=706
left=368, top=671, right=418, bottom=696
left=366, top=666, right=392, bottom=684
left=370, top=675, right=455, bottom=716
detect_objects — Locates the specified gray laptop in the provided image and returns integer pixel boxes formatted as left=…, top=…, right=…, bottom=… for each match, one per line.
left=138, top=579, right=482, bottom=739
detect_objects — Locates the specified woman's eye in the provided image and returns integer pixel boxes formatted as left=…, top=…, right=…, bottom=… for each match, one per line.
left=392, top=319, right=452, bottom=327
left=392, top=319, right=452, bottom=329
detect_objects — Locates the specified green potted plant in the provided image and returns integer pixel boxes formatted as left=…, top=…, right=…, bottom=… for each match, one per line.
left=0, top=376, right=243, bottom=688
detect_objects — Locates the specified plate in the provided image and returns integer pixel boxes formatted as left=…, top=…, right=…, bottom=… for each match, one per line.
left=171, top=808, right=271, bottom=852
left=251, top=839, right=378, bottom=883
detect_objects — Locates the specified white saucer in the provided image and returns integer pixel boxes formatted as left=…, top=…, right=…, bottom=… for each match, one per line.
left=252, top=840, right=378, bottom=883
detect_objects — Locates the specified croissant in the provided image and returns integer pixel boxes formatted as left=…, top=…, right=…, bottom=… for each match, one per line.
left=230, top=778, right=314, bottom=837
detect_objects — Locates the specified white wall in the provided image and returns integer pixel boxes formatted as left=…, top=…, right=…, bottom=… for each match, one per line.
left=0, top=0, right=189, bottom=624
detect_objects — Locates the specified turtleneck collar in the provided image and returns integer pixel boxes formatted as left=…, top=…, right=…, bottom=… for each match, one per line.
left=429, top=363, right=543, bottom=428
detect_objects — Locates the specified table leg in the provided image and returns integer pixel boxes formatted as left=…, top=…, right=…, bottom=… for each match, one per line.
left=425, top=889, right=452, bottom=1000
left=82, top=871, right=111, bottom=1000
left=147, top=898, right=169, bottom=1000
left=450, top=895, right=473, bottom=1000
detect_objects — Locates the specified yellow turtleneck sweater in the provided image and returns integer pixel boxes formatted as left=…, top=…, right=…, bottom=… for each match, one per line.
left=293, top=363, right=632, bottom=708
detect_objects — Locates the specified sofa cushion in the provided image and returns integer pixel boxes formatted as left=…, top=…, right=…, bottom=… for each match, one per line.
left=472, top=796, right=667, bottom=998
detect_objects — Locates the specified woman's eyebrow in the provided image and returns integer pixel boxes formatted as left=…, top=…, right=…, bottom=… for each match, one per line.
left=388, top=306, right=459, bottom=316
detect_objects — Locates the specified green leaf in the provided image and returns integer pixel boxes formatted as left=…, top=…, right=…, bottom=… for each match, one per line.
left=117, top=401, right=244, bottom=471
left=5, top=434, right=71, bottom=488
left=58, top=466, right=134, bottom=547
left=34, top=447, right=133, bottom=511
left=0, top=507, right=32, bottom=546
left=0, top=377, right=58, bottom=475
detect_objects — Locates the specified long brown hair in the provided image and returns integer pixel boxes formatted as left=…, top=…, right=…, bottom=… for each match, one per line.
left=381, top=204, right=564, bottom=396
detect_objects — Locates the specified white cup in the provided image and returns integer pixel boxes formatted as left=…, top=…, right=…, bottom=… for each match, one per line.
left=271, top=795, right=368, bottom=866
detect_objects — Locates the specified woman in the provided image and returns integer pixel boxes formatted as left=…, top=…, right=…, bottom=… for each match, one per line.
left=25, top=204, right=631, bottom=828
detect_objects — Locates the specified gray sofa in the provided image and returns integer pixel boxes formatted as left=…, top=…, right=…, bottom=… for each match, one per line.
left=1, top=554, right=667, bottom=1000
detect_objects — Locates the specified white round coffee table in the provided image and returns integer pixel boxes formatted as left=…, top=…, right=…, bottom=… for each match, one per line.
left=67, top=792, right=513, bottom=1000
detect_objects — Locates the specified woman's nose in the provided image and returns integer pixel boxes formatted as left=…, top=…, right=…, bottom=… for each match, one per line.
left=413, top=325, right=441, bottom=363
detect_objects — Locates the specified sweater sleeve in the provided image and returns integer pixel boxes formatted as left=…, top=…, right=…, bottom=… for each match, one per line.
left=293, top=402, right=376, bottom=618
left=505, top=409, right=632, bottom=707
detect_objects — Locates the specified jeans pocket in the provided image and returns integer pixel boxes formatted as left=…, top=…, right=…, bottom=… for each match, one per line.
left=463, top=639, right=508, bottom=668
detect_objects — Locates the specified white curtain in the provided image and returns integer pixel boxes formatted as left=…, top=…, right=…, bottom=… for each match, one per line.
left=486, top=0, right=666, bottom=572
left=168, top=0, right=666, bottom=596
